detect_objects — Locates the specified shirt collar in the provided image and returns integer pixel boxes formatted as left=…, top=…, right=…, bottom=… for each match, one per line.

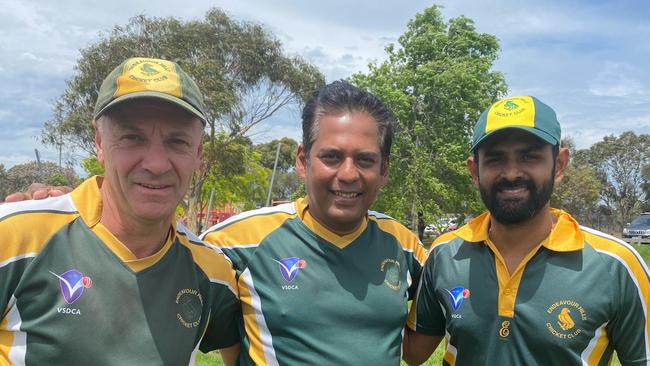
left=454, top=208, right=584, bottom=252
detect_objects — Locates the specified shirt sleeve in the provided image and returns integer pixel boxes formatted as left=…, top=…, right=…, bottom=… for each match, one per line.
left=407, top=249, right=446, bottom=336
left=607, top=251, right=650, bottom=365
left=199, top=272, right=243, bottom=351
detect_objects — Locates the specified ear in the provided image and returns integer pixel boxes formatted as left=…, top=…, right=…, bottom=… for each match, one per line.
left=295, top=144, right=307, bottom=179
left=379, top=157, right=390, bottom=187
left=93, top=121, right=105, bottom=166
left=195, top=142, right=203, bottom=171
left=553, top=147, right=570, bottom=185
left=467, top=155, right=479, bottom=187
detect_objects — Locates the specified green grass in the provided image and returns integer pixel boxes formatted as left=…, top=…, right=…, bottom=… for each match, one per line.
left=195, top=244, right=650, bottom=365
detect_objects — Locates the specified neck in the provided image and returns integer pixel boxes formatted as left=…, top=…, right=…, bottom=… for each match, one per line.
left=99, top=189, right=172, bottom=259
left=488, top=205, right=555, bottom=271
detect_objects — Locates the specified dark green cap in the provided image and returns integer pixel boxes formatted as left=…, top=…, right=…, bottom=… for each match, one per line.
left=94, top=57, right=207, bottom=124
left=471, top=96, right=561, bottom=152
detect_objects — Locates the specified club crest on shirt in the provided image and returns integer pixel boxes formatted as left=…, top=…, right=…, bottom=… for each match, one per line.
left=176, top=288, right=203, bottom=329
left=545, top=299, right=587, bottom=339
left=445, top=286, right=470, bottom=311
left=381, top=258, right=401, bottom=291
left=273, top=257, right=307, bottom=289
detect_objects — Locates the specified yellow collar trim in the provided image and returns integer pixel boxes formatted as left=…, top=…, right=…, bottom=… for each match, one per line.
left=455, top=208, right=584, bottom=252
left=295, top=197, right=368, bottom=249
left=70, top=175, right=177, bottom=272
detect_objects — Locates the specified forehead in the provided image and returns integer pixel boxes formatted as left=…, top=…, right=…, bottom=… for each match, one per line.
left=103, top=99, right=201, bottom=129
left=312, top=111, right=380, bottom=148
left=477, top=129, right=551, bottom=154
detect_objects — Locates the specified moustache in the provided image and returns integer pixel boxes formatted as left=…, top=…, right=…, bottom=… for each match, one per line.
left=492, top=178, right=535, bottom=193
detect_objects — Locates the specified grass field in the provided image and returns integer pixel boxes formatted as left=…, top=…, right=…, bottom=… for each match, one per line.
left=196, top=244, right=650, bottom=365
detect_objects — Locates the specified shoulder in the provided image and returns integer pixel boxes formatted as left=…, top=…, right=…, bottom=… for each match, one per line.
left=200, top=202, right=297, bottom=247
left=580, top=225, right=649, bottom=271
left=175, top=222, right=238, bottom=296
left=368, top=210, right=428, bottom=264
left=0, top=194, right=77, bottom=222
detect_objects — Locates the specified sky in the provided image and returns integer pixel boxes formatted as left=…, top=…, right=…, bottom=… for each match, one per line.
left=1, top=0, right=649, bottom=173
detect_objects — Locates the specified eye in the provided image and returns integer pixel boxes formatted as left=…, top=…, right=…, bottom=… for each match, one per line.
left=170, top=138, right=191, bottom=147
left=121, top=134, right=143, bottom=142
left=357, top=155, right=378, bottom=168
left=318, top=151, right=340, bottom=163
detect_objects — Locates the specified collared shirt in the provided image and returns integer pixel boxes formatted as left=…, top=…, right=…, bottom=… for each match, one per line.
left=202, top=197, right=428, bottom=366
left=0, top=176, right=240, bottom=365
left=408, top=209, right=650, bottom=365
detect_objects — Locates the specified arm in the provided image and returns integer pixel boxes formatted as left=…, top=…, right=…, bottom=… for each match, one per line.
left=402, top=327, right=443, bottom=365
left=218, top=343, right=241, bottom=366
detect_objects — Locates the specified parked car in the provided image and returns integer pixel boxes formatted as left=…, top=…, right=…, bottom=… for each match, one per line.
left=623, top=212, right=650, bottom=240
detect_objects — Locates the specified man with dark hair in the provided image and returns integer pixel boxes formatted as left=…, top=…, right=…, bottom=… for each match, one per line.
left=201, top=80, right=427, bottom=365
left=403, top=96, right=650, bottom=365
left=0, top=57, right=240, bottom=365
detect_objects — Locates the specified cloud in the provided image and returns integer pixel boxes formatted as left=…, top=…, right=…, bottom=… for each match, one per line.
left=589, top=62, right=649, bottom=99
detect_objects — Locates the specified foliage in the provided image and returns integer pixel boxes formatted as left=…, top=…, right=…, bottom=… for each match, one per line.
left=573, top=131, right=650, bottom=229
left=551, top=137, right=601, bottom=225
left=42, top=9, right=324, bottom=232
left=352, top=5, right=507, bottom=229
left=253, top=137, right=303, bottom=202
left=200, top=135, right=269, bottom=212
left=0, top=161, right=79, bottom=198
left=81, top=156, right=105, bottom=177
left=254, top=137, right=298, bottom=173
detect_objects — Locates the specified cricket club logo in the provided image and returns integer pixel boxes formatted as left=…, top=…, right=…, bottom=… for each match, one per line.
left=273, top=257, right=307, bottom=283
left=50, top=269, right=93, bottom=304
left=446, top=286, right=470, bottom=311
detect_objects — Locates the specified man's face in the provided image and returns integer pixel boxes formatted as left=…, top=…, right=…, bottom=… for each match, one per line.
left=296, top=111, right=389, bottom=235
left=468, top=130, right=568, bottom=225
left=95, top=100, right=203, bottom=225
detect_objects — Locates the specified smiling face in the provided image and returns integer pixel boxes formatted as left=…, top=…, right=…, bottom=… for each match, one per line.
left=467, top=129, right=569, bottom=225
left=296, top=110, right=389, bottom=235
left=95, top=99, right=203, bottom=226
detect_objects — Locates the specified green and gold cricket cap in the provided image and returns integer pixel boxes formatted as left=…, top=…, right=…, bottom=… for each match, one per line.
left=93, top=57, right=207, bottom=124
left=471, top=95, right=561, bottom=152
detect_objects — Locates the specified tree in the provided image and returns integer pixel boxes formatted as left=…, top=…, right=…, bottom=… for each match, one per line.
left=552, top=137, right=601, bottom=226
left=574, top=131, right=650, bottom=229
left=254, top=137, right=302, bottom=202
left=1, top=161, right=79, bottom=198
left=0, top=164, right=7, bottom=199
left=352, top=5, right=507, bottom=230
left=42, top=9, right=324, bottom=233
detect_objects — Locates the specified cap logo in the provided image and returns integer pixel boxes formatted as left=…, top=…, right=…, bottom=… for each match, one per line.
left=114, top=58, right=182, bottom=99
left=485, top=96, right=535, bottom=133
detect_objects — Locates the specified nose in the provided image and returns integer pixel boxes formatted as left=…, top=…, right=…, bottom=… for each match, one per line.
left=141, top=140, right=172, bottom=175
left=500, top=159, right=524, bottom=181
left=337, top=157, right=360, bottom=183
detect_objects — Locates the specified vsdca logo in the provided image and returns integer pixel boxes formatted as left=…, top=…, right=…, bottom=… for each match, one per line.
left=273, top=257, right=307, bottom=283
left=50, top=269, right=93, bottom=304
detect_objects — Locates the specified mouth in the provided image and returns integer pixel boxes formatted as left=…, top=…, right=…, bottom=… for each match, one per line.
left=331, top=190, right=362, bottom=199
left=137, top=182, right=172, bottom=190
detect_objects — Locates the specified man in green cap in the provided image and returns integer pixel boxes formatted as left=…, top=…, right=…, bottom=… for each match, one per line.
left=403, top=96, right=650, bottom=365
left=0, top=57, right=240, bottom=365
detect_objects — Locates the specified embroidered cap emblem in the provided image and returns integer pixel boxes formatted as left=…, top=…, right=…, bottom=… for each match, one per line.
left=50, top=269, right=93, bottom=304
left=446, top=286, right=470, bottom=311
left=273, top=257, right=307, bottom=283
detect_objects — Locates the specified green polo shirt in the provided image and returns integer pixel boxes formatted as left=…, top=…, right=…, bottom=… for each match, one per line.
left=0, top=177, right=240, bottom=365
left=202, top=197, right=428, bottom=366
left=408, top=209, right=650, bottom=365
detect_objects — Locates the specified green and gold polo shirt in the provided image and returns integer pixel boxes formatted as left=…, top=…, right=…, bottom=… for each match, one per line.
left=0, top=176, right=240, bottom=365
left=201, top=197, right=428, bottom=366
left=408, top=209, right=650, bottom=365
